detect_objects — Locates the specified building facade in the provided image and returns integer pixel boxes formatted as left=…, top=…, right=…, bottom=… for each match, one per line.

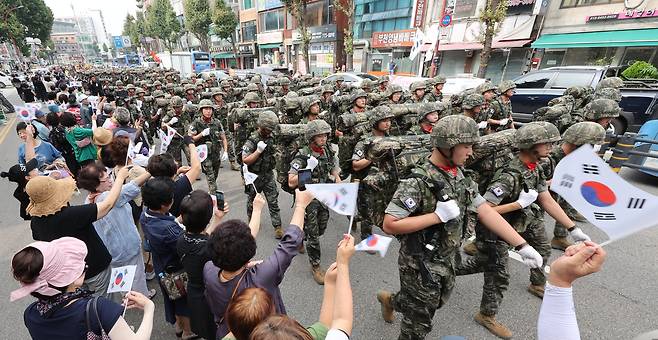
left=532, top=0, right=658, bottom=70
left=238, top=0, right=260, bottom=68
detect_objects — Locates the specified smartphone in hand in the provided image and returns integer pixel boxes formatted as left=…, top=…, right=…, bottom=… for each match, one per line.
left=215, top=191, right=225, bottom=210
left=297, top=169, right=312, bottom=191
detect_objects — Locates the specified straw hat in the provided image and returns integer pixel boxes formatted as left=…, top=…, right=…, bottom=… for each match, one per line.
left=93, top=127, right=112, bottom=146
left=25, top=177, right=77, bottom=217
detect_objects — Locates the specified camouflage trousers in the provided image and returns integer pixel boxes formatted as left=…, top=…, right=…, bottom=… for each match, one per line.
left=391, top=258, right=455, bottom=339
left=521, top=218, right=551, bottom=286
left=226, top=132, right=237, bottom=163
left=354, top=181, right=374, bottom=240
left=201, top=155, right=221, bottom=193
left=167, top=138, right=191, bottom=166
left=553, top=194, right=577, bottom=238
left=246, top=171, right=282, bottom=229
left=304, top=199, right=329, bottom=267
left=456, top=225, right=510, bottom=316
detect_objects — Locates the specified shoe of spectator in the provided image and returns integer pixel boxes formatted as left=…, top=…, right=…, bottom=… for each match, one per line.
left=147, top=288, right=157, bottom=299
left=376, top=290, right=394, bottom=323
left=230, top=161, right=240, bottom=171
left=528, top=284, right=545, bottom=299
left=145, top=270, right=156, bottom=281
left=474, top=312, right=512, bottom=339
left=274, top=227, right=284, bottom=239
left=463, top=240, right=478, bottom=256
left=551, top=237, right=573, bottom=251
left=181, top=333, right=199, bottom=340
left=311, top=265, right=325, bottom=285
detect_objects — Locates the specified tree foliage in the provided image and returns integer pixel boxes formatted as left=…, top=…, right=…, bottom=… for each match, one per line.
left=282, top=0, right=310, bottom=73
left=146, top=0, right=182, bottom=53
left=333, top=0, right=355, bottom=70
left=183, top=0, right=212, bottom=51
left=622, top=61, right=658, bottom=79
left=212, top=0, right=240, bottom=67
left=477, top=0, right=508, bottom=78
left=0, top=0, right=54, bottom=56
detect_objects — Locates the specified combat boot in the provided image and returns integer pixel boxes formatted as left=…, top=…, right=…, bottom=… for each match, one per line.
left=376, top=290, right=394, bottom=323
left=528, top=284, right=545, bottom=298
left=230, top=161, right=240, bottom=171
left=551, top=237, right=573, bottom=251
left=463, top=240, right=478, bottom=256
left=474, top=312, right=512, bottom=339
left=274, top=227, right=284, bottom=239
left=311, top=265, right=325, bottom=285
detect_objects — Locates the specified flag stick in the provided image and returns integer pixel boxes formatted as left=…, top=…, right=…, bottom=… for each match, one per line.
left=346, top=214, right=354, bottom=236
left=163, top=123, right=184, bottom=138
left=122, top=299, right=127, bottom=318
left=251, top=183, right=258, bottom=193
left=599, top=239, right=613, bottom=247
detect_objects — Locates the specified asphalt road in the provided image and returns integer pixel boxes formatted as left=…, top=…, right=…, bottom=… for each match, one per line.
left=1, top=87, right=657, bottom=340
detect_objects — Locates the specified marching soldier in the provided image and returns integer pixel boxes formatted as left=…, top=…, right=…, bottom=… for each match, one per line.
left=408, top=81, right=428, bottom=103
left=189, top=99, right=229, bottom=193
left=489, top=80, right=516, bottom=132
left=161, top=96, right=191, bottom=165
left=424, top=75, right=446, bottom=102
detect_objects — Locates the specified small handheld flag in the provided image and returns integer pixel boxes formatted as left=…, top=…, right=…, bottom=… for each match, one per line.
left=305, top=183, right=358, bottom=216
left=355, top=234, right=393, bottom=257
left=107, top=265, right=137, bottom=294
left=197, top=144, right=208, bottom=162
left=243, top=164, right=259, bottom=192
left=15, top=106, right=35, bottom=122
left=159, top=130, right=171, bottom=152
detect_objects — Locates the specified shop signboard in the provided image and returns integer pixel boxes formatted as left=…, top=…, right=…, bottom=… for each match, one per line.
left=292, top=25, right=337, bottom=43
left=371, top=30, right=416, bottom=48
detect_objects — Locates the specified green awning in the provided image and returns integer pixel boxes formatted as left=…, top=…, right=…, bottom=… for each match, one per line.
left=212, top=52, right=235, bottom=59
left=532, top=28, right=658, bottom=49
left=259, top=43, right=281, bottom=49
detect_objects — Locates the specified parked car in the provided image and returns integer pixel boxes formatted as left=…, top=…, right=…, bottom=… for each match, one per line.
left=199, top=69, right=230, bottom=81
left=442, top=75, right=487, bottom=96
left=510, top=66, right=658, bottom=134
left=0, top=72, right=10, bottom=88
left=320, top=72, right=379, bottom=88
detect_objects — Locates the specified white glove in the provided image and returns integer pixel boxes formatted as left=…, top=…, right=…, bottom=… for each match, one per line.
left=516, top=189, right=538, bottom=208
left=477, top=121, right=488, bottom=129
left=306, top=156, right=319, bottom=170
left=257, top=141, right=267, bottom=152
left=201, top=128, right=210, bottom=137
left=433, top=200, right=461, bottom=223
left=517, top=244, right=543, bottom=268
left=499, top=118, right=509, bottom=126
left=168, top=117, right=178, bottom=125
left=221, top=151, right=228, bottom=161
left=569, top=227, right=591, bottom=242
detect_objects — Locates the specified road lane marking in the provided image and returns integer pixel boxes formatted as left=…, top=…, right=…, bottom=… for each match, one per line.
left=0, top=114, right=18, bottom=145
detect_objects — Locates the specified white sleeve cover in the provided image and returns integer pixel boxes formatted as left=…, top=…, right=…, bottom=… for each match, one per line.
left=537, top=283, right=580, bottom=340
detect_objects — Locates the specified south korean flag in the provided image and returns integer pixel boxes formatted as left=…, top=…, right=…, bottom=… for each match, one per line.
left=550, top=145, right=658, bottom=242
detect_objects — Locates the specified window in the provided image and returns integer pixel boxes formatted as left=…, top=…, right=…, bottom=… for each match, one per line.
left=621, top=47, right=656, bottom=67
left=454, top=0, right=477, bottom=18
left=383, top=18, right=396, bottom=31
left=259, top=9, right=284, bottom=31
left=395, top=17, right=409, bottom=30
left=302, top=0, right=334, bottom=27
left=550, top=71, right=596, bottom=89
left=243, top=0, right=253, bottom=10
left=241, top=20, right=256, bottom=41
left=515, top=72, right=552, bottom=89
left=385, top=0, right=397, bottom=11
left=560, top=0, right=622, bottom=8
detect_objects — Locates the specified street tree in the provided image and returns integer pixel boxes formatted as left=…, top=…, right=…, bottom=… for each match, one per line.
left=184, top=0, right=212, bottom=52
left=0, top=0, right=54, bottom=56
left=282, top=0, right=310, bottom=73
left=333, top=0, right=355, bottom=71
left=477, top=0, right=508, bottom=78
left=146, top=0, right=182, bottom=60
left=102, top=43, right=109, bottom=53
left=122, top=14, right=138, bottom=51
left=212, top=0, right=240, bottom=68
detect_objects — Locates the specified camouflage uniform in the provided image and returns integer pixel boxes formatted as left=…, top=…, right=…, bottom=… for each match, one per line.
left=408, top=81, right=429, bottom=104
left=488, top=80, right=516, bottom=132
left=242, top=112, right=282, bottom=231
left=424, top=76, right=446, bottom=103
left=289, top=120, right=338, bottom=267
left=189, top=101, right=226, bottom=193
left=161, top=96, right=191, bottom=165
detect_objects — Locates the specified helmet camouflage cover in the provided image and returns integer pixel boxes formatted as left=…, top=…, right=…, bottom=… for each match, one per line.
left=431, top=115, right=480, bottom=148
left=515, top=121, right=561, bottom=149
left=477, top=81, right=497, bottom=94
left=596, top=77, right=624, bottom=91
left=498, top=80, right=516, bottom=93
left=409, top=81, right=426, bottom=92
left=562, top=121, right=606, bottom=146
left=369, top=106, right=395, bottom=127
left=305, top=119, right=332, bottom=140
left=246, top=83, right=259, bottom=92
left=360, top=78, right=374, bottom=89
left=594, top=87, right=621, bottom=102
left=385, top=84, right=403, bottom=97
left=462, top=93, right=485, bottom=110
left=351, top=89, right=368, bottom=103
left=257, top=110, right=279, bottom=130
left=198, top=99, right=214, bottom=110
left=584, top=98, right=621, bottom=120
left=244, top=92, right=261, bottom=104
left=302, top=96, right=321, bottom=114
left=170, top=96, right=183, bottom=107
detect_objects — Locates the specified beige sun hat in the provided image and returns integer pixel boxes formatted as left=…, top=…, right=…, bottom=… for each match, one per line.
left=25, top=177, right=77, bottom=217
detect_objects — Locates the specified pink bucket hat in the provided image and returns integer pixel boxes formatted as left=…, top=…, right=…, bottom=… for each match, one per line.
left=10, top=237, right=88, bottom=302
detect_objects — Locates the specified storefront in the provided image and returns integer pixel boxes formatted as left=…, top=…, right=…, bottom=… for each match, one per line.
left=238, top=43, right=257, bottom=69
left=211, top=45, right=238, bottom=69
left=291, top=24, right=338, bottom=75
left=257, top=31, right=284, bottom=66
left=369, top=30, right=418, bottom=76
left=532, top=0, right=658, bottom=69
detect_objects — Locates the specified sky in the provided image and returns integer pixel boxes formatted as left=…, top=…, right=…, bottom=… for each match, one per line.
left=44, top=0, right=138, bottom=42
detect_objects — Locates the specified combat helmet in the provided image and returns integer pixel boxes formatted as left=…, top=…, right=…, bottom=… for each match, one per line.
left=351, top=89, right=368, bottom=103
left=279, top=77, right=291, bottom=86
left=594, top=88, right=621, bottom=102
left=596, top=77, right=624, bottom=91
left=369, top=106, right=395, bottom=128
left=432, top=75, right=447, bottom=85
left=498, top=80, right=516, bottom=93
left=257, top=110, right=279, bottom=131
left=152, top=90, right=165, bottom=98
left=562, top=122, right=606, bottom=146
left=198, top=99, right=214, bottom=110
left=305, top=119, right=332, bottom=140
left=170, top=96, right=183, bottom=107
left=462, top=94, right=485, bottom=110
left=246, top=83, right=259, bottom=92
left=431, top=115, right=480, bottom=149
left=385, top=84, right=403, bottom=98
left=321, top=84, right=335, bottom=95
left=515, top=121, right=561, bottom=149
left=244, top=92, right=261, bottom=105
left=360, top=79, right=374, bottom=90
left=302, top=96, right=321, bottom=114
left=584, top=98, right=621, bottom=120
left=477, top=81, right=497, bottom=94
left=409, top=81, right=426, bottom=92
